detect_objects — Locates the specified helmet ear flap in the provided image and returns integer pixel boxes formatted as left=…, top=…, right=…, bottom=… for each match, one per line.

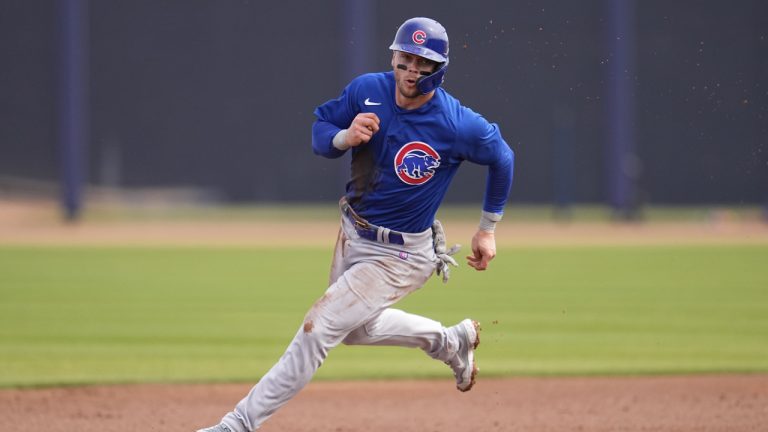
left=416, top=59, right=449, bottom=94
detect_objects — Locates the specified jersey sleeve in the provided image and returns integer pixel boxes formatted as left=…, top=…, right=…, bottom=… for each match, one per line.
left=311, top=78, right=361, bottom=159
left=455, top=107, right=515, bottom=214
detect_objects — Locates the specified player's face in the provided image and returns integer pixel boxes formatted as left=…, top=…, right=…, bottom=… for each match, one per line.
left=392, top=51, right=438, bottom=99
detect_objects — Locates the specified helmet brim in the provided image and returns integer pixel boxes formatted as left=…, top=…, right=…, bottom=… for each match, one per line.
left=389, top=44, right=448, bottom=64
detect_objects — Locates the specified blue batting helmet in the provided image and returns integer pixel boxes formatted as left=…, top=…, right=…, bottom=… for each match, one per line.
left=389, top=17, right=449, bottom=94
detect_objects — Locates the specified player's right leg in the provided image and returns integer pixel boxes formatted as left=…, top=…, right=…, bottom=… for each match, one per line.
left=343, top=311, right=481, bottom=391
left=444, top=318, right=481, bottom=392
left=343, top=309, right=450, bottom=357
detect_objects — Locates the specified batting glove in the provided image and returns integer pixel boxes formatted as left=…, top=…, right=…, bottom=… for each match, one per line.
left=432, top=220, right=461, bottom=283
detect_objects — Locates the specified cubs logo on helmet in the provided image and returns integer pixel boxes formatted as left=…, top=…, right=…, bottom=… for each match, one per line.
left=412, top=30, right=427, bottom=45
left=394, top=142, right=441, bottom=185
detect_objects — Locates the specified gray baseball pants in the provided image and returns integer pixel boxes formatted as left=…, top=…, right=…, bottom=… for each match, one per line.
left=220, top=211, right=462, bottom=431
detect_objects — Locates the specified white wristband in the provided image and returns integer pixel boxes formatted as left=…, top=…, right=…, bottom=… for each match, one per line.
left=332, top=129, right=350, bottom=151
left=479, top=211, right=503, bottom=233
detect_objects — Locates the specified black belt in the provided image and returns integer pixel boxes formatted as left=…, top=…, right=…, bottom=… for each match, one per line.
left=340, top=197, right=405, bottom=246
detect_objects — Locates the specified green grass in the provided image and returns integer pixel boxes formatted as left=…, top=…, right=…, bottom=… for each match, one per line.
left=82, top=203, right=766, bottom=223
left=1, top=244, right=767, bottom=387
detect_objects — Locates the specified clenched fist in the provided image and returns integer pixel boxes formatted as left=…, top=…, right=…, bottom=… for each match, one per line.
left=345, top=113, right=380, bottom=148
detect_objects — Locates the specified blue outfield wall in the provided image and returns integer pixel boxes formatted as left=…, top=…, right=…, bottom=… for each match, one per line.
left=1, top=0, right=766, bottom=206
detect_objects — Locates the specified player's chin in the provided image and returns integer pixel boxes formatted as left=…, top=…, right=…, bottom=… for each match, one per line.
left=398, top=85, right=420, bottom=99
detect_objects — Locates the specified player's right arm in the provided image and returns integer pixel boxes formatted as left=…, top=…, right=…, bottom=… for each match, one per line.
left=311, top=78, right=379, bottom=158
left=337, top=113, right=380, bottom=149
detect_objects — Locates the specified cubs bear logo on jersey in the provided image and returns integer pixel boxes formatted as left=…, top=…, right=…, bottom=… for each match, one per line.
left=394, top=141, right=441, bottom=185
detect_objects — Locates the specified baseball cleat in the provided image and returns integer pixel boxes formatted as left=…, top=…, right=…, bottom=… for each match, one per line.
left=196, top=424, right=233, bottom=432
left=446, top=318, right=481, bottom=392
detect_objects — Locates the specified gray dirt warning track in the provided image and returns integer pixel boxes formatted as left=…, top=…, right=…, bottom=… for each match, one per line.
left=2, top=375, right=767, bottom=432
left=2, top=202, right=767, bottom=248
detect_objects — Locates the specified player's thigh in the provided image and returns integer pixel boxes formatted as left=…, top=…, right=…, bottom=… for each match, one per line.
left=307, top=260, right=409, bottom=333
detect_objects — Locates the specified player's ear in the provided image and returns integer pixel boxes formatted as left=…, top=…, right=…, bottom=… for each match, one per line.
left=391, top=52, right=397, bottom=69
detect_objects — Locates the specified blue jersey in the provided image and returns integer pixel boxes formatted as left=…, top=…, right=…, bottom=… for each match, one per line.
left=312, top=72, right=514, bottom=233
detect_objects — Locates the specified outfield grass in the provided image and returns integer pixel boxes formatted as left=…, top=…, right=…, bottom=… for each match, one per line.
left=81, top=202, right=767, bottom=223
left=0, top=244, right=766, bottom=387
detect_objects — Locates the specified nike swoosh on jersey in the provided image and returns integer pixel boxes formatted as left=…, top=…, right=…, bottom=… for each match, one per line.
left=364, top=98, right=382, bottom=106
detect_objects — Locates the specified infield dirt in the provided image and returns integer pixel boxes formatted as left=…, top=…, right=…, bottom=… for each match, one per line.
left=2, top=375, right=767, bottom=431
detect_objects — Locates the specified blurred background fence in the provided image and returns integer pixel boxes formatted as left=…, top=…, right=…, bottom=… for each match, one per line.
left=1, top=0, right=766, bottom=219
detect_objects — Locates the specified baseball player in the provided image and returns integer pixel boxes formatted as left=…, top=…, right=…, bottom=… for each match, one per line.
left=198, top=17, right=514, bottom=432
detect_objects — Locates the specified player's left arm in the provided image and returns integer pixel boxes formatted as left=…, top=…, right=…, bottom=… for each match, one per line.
left=457, top=109, right=515, bottom=271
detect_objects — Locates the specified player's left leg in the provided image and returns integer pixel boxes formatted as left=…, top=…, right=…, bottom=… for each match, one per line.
left=219, top=246, right=434, bottom=431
